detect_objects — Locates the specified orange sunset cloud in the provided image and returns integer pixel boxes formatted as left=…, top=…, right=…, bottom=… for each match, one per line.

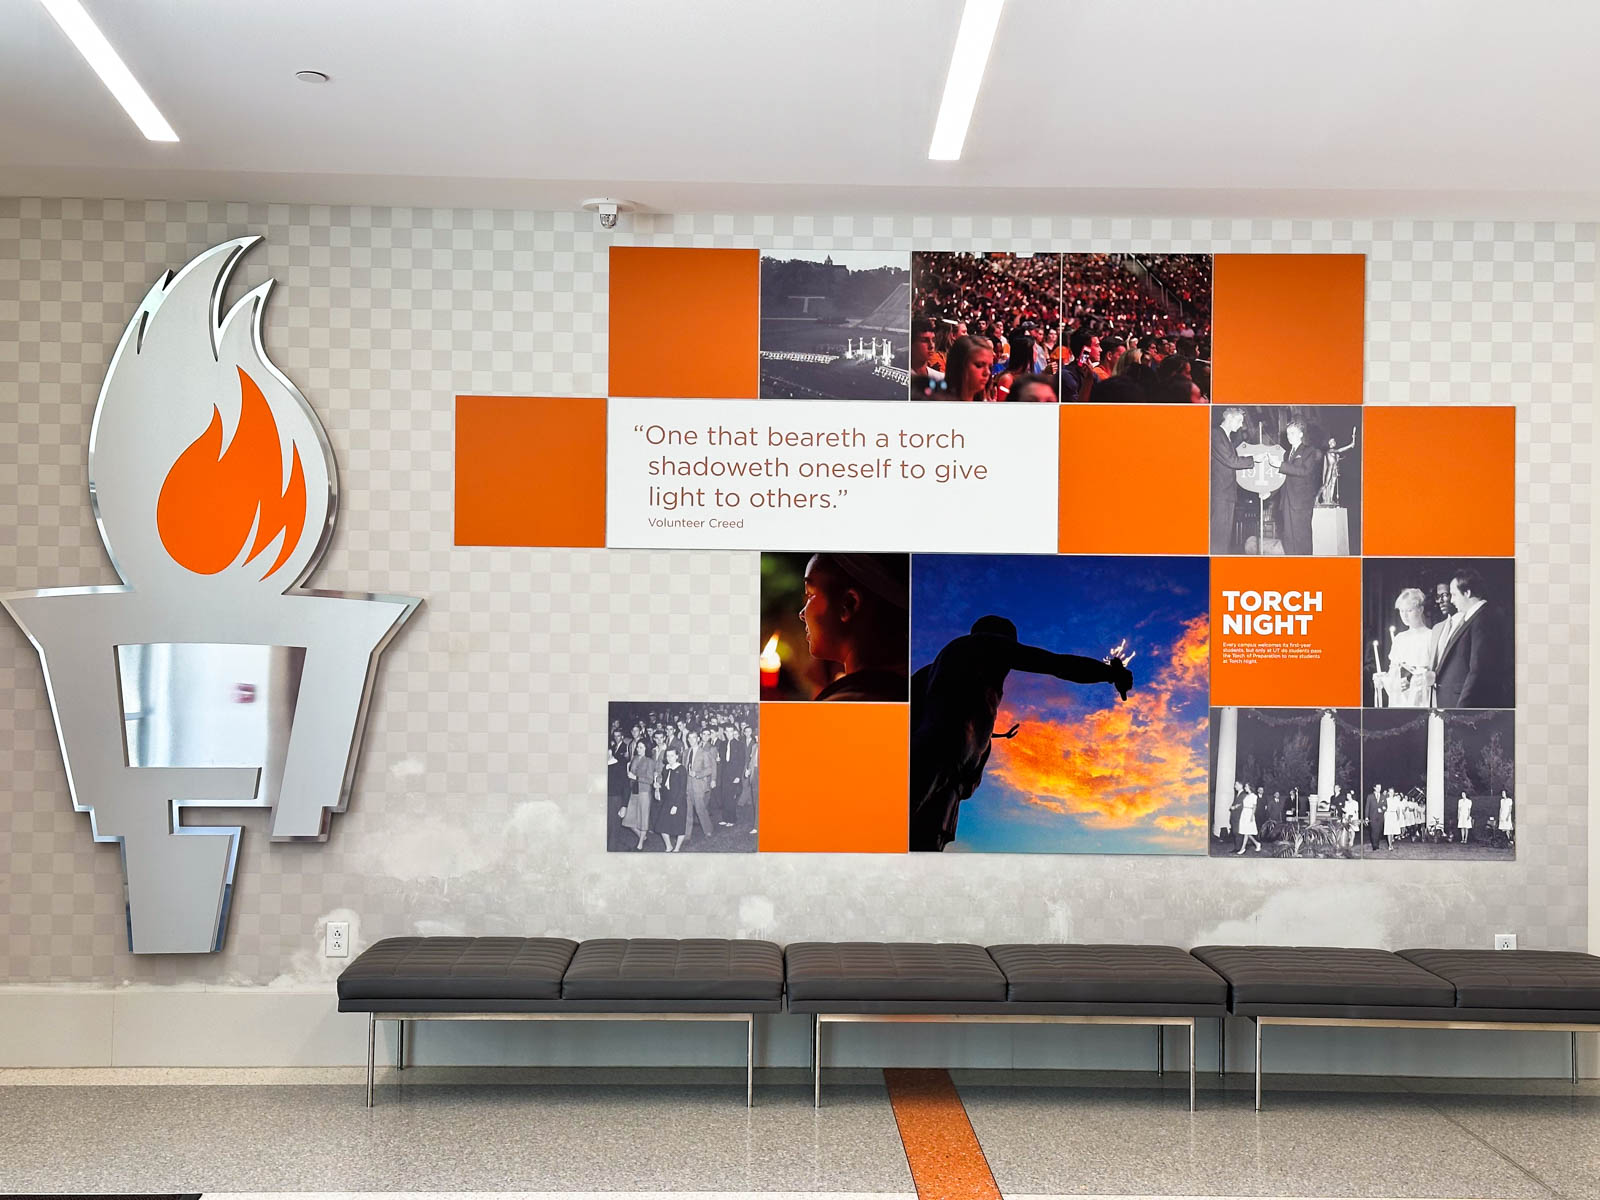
left=985, top=615, right=1210, bottom=834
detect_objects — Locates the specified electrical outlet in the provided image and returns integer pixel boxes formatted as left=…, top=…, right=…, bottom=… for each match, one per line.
left=326, top=921, right=349, bottom=958
left=1494, top=933, right=1517, bottom=951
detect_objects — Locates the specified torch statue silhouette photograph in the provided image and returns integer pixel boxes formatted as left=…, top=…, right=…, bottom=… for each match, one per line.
left=1, top=238, right=420, bottom=953
left=908, top=555, right=1211, bottom=855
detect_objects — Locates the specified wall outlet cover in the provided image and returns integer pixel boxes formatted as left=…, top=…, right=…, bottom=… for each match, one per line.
left=1494, top=933, right=1517, bottom=950
left=326, top=921, right=350, bottom=958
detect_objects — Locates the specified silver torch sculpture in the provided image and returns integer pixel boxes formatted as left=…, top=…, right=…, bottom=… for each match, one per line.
left=3, top=238, right=420, bottom=953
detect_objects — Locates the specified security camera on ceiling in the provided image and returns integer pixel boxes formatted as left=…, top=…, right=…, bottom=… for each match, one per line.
left=581, top=198, right=635, bottom=230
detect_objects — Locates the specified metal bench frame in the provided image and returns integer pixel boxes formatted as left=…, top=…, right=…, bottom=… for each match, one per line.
left=809, top=1012, right=1200, bottom=1111
left=1248, top=1016, right=1600, bottom=1110
left=364, top=1010, right=757, bottom=1108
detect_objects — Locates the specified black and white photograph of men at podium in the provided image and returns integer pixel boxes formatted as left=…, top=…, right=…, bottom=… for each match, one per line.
left=1359, top=708, right=1514, bottom=860
left=1209, top=405, right=1362, bottom=555
left=1363, top=558, right=1515, bottom=709
left=1207, top=706, right=1361, bottom=858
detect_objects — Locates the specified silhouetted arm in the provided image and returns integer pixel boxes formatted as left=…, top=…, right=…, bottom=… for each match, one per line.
left=1007, top=642, right=1134, bottom=698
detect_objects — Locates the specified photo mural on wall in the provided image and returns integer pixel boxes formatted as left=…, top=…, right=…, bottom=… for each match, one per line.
left=449, top=246, right=1518, bottom=859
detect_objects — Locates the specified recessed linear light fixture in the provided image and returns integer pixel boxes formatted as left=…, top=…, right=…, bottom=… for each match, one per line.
left=927, top=0, right=1005, bottom=161
left=295, top=70, right=330, bottom=84
left=38, top=0, right=177, bottom=142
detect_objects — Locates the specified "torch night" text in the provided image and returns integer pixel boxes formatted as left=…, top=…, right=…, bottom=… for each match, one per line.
left=1220, top=590, right=1323, bottom=636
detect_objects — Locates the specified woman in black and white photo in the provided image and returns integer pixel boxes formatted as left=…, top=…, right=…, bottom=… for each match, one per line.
left=654, top=745, right=687, bottom=852
left=623, top=738, right=652, bottom=850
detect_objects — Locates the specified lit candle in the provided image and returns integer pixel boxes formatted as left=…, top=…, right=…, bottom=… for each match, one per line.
left=759, top=633, right=781, bottom=693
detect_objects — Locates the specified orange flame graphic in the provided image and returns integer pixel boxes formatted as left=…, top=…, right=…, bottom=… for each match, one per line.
left=156, top=367, right=307, bottom=580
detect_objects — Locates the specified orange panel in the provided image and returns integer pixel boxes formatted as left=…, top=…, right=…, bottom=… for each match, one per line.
left=1211, top=556, right=1362, bottom=707
left=1058, top=405, right=1209, bottom=554
left=455, top=395, right=607, bottom=547
left=758, top=702, right=909, bottom=852
left=1365, top=406, right=1514, bottom=556
left=609, top=247, right=759, bottom=398
left=1213, top=254, right=1365, bottom=406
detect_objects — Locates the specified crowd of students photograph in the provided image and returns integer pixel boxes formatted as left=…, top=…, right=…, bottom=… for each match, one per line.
left=606, top=702, right=759, bottom=853
left=908, top=251, right=1212, bottom=402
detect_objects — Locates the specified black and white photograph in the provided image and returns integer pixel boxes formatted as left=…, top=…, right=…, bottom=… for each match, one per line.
left=910, top=251, right=1061, bottom=401
left=1210, top=404, right=1362, bottom=555
left=1359, top=708, right=1515, bottom=860
left=759, top=250, right=910, bottom=401
left=1208, top=707, right=1361, bottom=858
left=1060, top=253, right=1213, bottom=404
left=1363, top=558, right=1515, bottom=709
left=606, top=701, right=759, bottom=853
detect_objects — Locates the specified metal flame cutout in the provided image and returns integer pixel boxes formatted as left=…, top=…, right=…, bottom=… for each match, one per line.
left=89, top=237, right=336, bottom=595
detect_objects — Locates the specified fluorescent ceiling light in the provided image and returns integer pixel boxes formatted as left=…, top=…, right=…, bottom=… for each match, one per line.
left=928, top=0, right=1005, bottom=161
left=38, top=0, right=178, bottom=142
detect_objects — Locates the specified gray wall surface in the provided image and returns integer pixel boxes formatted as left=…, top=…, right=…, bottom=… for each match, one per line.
left=0, top=200, right=1589, bottom=998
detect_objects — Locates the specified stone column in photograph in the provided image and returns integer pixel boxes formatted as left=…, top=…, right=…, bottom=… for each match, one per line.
left=1426, top=710, right=1446, bottom=828
left=1213, top=706, right=1238, bottom=836
left=1316, top=708, right=1337, bottom=811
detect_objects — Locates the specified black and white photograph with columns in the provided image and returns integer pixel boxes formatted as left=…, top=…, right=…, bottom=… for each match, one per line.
left=1359, top=708, right=1515, bottom=860
left=1208, top=707, right=1361, bottom=858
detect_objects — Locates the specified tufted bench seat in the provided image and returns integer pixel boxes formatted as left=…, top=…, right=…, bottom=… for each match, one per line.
left=1193, top=945, right=1600, bottom=1109
left=338, top=936, right=783, bottom=1106
left=787, top=941, right=1227, bottom=1110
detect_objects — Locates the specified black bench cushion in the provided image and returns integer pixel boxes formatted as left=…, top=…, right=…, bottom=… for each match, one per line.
left=561, top=938, right=784, bottom=1001
left=1191, top=945, right=1456, bottom=1010
left=1398, top=949, right=1600, bottom=1011
left=785, top=942, right=1006, bottom=1003
left=337, top=937, right=578, bottom=1003
left=989, top=943, right=1228, bottom=1006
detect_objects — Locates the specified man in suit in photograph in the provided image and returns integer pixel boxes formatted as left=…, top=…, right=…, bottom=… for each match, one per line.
left=1211, top=407, right=1265, bottom=553
left=1431, top=566, right=1512, bottom=708
left=1273, top=418, right=1324, bottom=556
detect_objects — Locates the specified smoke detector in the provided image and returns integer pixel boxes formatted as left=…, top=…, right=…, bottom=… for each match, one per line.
left=581, top=197, right=636, bottom=230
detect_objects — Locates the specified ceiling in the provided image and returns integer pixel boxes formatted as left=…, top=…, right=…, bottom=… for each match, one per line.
left=3, top=0, right=1599, bottom=217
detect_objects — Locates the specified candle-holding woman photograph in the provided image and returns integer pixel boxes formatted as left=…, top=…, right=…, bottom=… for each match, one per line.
left=758, top=551, right=910, bottom=702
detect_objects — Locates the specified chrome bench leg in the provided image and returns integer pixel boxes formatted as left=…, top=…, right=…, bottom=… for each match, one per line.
left=1573, top=1031, right=1579, bottom=1086
left=365, top=1012, right=376, bottom=1108
left=746, top=1015, right=754, bottom=1108
left=813, top=1014, right=822, bottom=1108
left=1188, top=1019, right=1196, bottom=1113
left=396, top=1018, right=405, bottom=1071
left=1254, top=1018, right=1262, bottom=1112
left=1219, top=1016, right=1226, bottom=1077
left=1157, top=1024, right=1164, bottom=1077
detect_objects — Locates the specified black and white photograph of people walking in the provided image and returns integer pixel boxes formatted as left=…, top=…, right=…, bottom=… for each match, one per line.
left=606, top=702, right=759, bottom=853
left=1208, top=707, right=1360, bottom=858
left=1359, top=708, right=1514, bottom=860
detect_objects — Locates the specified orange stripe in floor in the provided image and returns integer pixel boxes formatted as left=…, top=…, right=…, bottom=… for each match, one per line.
left=884, top=1067, right=1003, bottom=1200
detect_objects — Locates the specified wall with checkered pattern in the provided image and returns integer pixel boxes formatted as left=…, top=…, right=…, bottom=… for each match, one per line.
left=0, top=199, right=1590, bottom=989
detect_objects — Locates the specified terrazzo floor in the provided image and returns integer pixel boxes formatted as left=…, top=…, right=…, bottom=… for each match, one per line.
left=0, top=1067, right=1596, bottom=1198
